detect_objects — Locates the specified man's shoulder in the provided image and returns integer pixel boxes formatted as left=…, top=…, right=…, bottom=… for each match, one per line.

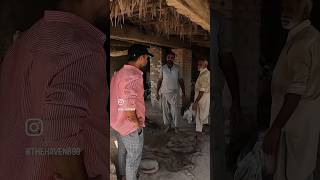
left=304, top=25, right=320, bottom=39
left=119, top=66, right=142, bottom=79
left=173, top=63, right=181, bottom=70
left=162, top=64, right=169, bottom=71
left=292, top=26, right=320, bottom=53
left=309, top=26, right=320, bottom=45
left=26, top=18, right=100, bottom=55
left=201, top=69, right=210, bottom=77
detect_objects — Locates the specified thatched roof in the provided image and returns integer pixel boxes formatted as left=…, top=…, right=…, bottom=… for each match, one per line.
left=110, top=0, right=210, bottom=48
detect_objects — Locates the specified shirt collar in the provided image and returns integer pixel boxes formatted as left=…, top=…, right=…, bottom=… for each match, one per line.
left=287, top=20, right=311, bottom=42
left=200, top=68, right=208, bottom=74
left=44, top=11, right=106, bottom=45
left=123, top=65, right=143, bottom=75
left=165, top=64, right=176, bottom=69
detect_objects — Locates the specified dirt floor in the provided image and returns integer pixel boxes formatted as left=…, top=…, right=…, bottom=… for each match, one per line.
left=110, top=101, right=211, bottom=180
left=139, top=126, right=210, bottom=180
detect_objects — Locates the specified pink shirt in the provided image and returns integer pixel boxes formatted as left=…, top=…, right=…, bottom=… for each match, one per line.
left=0, top=11, right=108, bottom=180
left=110, top=65, right=146, bottom=136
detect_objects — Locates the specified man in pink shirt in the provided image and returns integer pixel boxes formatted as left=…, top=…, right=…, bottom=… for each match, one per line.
left=0, top=0, right=107, bottom=179
left=110, top=44, right=153, bottom=180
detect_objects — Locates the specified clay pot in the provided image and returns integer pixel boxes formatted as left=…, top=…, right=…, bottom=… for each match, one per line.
left=140, top=158, right=159, bottom=174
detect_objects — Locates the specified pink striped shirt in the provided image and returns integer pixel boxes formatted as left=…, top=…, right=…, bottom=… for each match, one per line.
left=110, top=65, right=146, bottom=136
left=0, top=11, right=108, bottom=180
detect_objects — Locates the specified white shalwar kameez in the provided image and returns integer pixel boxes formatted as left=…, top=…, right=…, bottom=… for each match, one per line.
left=160, top=64, right=182, bottom=128
left=194, top=68, right=210, bottom=132
left=271, top=20, right=320, bottom=180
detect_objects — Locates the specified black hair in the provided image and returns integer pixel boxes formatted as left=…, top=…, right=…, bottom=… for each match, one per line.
left=167, top=51, right=176, bottom=57
left=128, top=56, right=140, bottom=63
left=198, top=56, right=208, bottom=62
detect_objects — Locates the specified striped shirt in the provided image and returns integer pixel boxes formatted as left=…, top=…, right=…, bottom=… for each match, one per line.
left=110, top=65, right=146, bottom=136
left=0, top=11, right=108, bottom=180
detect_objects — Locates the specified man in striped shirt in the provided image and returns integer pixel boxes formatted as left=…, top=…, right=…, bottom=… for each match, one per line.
left=110, top=44, right=153, bottom=180
left=0, top=0, right=108, bottom=179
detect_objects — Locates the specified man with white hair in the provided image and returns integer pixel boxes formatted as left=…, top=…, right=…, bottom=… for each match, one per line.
left=263, top=0, right=320, bottom=179
left=193, top=58, right=210, bottom=135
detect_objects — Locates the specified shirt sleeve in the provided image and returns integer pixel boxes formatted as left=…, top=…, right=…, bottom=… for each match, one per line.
left=121, top=76, right=143, bottom=111
left=42, top=53, right=103, bottom=150
left=286, top=45, right=311, bottom=95
left=197, top=72, right=210, bottom=92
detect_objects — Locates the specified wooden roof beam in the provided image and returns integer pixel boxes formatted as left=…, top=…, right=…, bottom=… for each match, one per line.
left=111, top=24, right=191, bottom=48
left=110, top=50, right=128, bottom=57
left=166, top=0, right=210, bottom=31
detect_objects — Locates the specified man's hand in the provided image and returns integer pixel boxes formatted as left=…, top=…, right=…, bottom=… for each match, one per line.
left=229, top=103, right=241, bottom=128
left=263, top=128, right=281, bottom=156
left=126, top=111, right=141, bottom=128
left=192, top=102, right=198, bottom=111
left=133, top=120, right=141, bottom=129
left=263, top=93, right=301, bottom=155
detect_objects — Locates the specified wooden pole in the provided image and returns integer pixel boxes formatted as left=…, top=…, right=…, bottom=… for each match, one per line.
left=211, top=2, right=226, bottom=180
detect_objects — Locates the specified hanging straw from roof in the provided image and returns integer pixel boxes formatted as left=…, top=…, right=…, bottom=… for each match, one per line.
left=110, top=0, right=198, bottom=40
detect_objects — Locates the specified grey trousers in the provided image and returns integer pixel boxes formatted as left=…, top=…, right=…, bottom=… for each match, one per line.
left=117, top=129, right=144, bottom=180
left=161, top=93, right=179, bottom=128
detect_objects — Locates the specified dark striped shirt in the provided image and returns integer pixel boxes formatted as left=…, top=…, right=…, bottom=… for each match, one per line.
left=0, top=11, right=108, bottom=180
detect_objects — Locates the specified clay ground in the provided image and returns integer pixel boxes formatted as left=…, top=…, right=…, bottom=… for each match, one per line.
left=110, top=101, right=213, bottom=180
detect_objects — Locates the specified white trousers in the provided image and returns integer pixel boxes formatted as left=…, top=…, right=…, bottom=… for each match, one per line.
left=273, top=131, right=319, bottom=180
left=161, top=93, right=179, bottom=128
left=195, top=92, right=210, bottom=132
